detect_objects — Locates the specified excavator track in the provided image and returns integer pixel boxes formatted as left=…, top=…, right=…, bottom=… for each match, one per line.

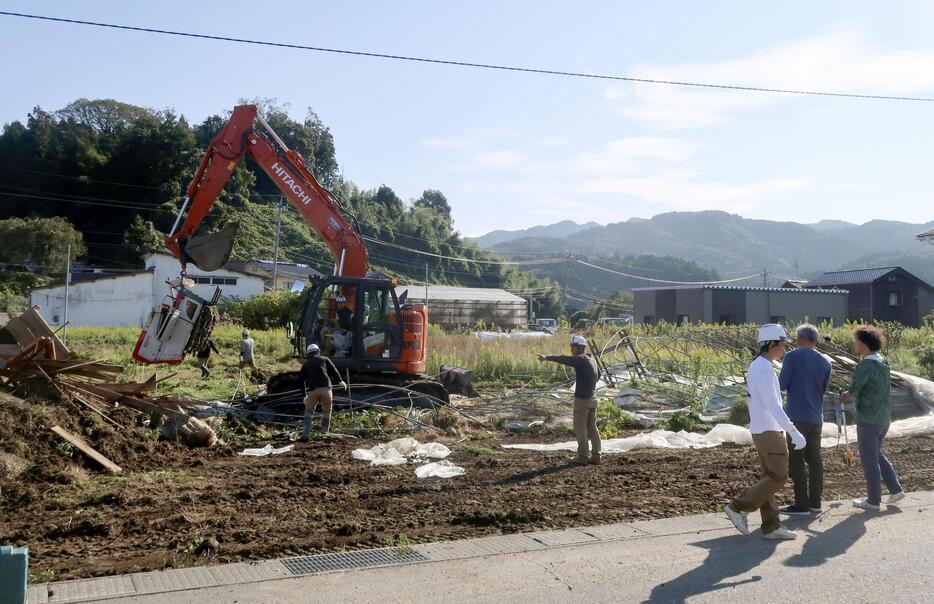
left=265, top=370, right=450, bottom=408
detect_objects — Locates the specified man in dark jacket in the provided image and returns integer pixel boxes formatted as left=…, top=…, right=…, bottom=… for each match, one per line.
left=538, top=335, right=601, bottom=465
left=300, top=343, right=346, bottom=441
left=196, top=338, right=220, bottom=379
left=779, top=324, right=832, bottom=515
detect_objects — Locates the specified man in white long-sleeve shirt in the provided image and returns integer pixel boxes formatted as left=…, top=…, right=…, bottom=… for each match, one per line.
left=725, top=324, right=807, bottom=540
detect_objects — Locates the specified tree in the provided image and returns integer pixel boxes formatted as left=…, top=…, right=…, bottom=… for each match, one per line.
left=372, top=185, right=404, bottom=218
left=415, top=189, right=452, bottom=219
left=123, top=215, right=165, bottom=265
left=0, top=217, right=86, bottom=275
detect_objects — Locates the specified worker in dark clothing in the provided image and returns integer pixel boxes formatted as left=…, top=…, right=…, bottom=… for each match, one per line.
left=196, top=338, right=220, bottom=379
left=538, top=335, right=601, bottom=465
left=299, top=343, right=346, bottom=441
left=336, top=295, right=354, bottom=330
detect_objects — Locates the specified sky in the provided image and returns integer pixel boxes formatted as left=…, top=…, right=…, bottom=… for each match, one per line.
left=1, top=1, right=933, bottom=237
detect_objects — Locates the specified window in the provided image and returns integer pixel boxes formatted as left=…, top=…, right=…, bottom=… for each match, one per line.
left=770, top=315, right=786, bottom=324
left=192, top=276, right=212, bottom=284
left=677, top=314, right=690, bottom=325
left=889, top=292, right=903, bottom=307
left=211, top=277, right=237, bottom=286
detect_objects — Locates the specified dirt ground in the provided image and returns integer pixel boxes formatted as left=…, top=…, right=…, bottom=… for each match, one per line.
left=3, top=408, right=934, bottom=581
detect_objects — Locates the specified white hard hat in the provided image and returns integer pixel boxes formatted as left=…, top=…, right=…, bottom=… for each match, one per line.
left=570, top=335, right=587, bottom=347
left=242, top=329, right=250, bottom=337
left=757, top=323, right=789, bottom=344
left=306, top=343, right=320, bottom=354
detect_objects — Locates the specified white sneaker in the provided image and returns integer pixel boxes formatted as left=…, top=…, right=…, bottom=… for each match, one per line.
left=886, top=492, right=906, bottom=505
left=763, top=526, right=798, bottom=540
left=725, top=505, right=750, bottom=536
left=852, top=498, right=881, bottom=511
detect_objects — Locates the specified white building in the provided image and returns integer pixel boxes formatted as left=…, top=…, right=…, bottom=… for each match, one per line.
left=394, top=285, right=528, bottom=329
left=29, top=253, right=265, bottom=327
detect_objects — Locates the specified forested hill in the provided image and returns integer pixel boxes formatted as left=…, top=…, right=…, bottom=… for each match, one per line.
left=490, top=212, right=934, bottom=285
left=0, top=98, right=562, bottom=313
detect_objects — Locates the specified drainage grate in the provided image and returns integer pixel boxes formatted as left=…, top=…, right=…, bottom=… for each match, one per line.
left=280, top=547, right=427, bottom=575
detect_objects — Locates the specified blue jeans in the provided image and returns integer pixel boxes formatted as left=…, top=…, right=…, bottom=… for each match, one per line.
left=857, top=422, right=903, bottom=505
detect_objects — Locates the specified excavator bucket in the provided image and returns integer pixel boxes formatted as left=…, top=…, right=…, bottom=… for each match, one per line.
left=181, top=222, right=240, bottom=272
left=439, top=365, right=479, bottom=398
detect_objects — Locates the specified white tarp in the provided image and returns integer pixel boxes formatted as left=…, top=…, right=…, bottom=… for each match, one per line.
left=504, top=415, right=934, bottom=454
left=415, top=460, right=466, bottom=479
left=474, top=331, right=552, bottom=342
left=352, top=437, right=452, bottom=466
left=239, top=444, right=294, bottom=457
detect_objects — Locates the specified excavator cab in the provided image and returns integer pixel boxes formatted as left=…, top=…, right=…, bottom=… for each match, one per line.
left=296, top=276, right=426, bottom=375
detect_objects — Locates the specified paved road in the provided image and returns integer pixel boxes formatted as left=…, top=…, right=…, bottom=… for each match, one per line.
left=34, top=492, right=934, bottom=603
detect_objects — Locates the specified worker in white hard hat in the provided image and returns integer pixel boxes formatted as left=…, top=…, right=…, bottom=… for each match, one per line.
left=238, top=329, right=257, bottom=374
left=538, top=335, right=601, bottom=465
left=725, top=324, right=807, bottom=540
left=299, top=343, right=346, bottom=441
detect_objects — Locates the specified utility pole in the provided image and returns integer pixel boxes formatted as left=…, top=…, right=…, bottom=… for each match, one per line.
left=425, top=262, right=429, bottom=303
left=762, top=268, right=768, bottom=288
left=560, top=254, right=570, bottom=320
left=271, top=196, right=283, bottom=290
left=63, top=244, right=71, bottom=345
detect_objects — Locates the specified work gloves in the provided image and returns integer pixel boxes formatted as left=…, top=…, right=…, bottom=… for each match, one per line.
left=338, top=381, right=348, bottom=390
left=789, top=429, right=807, bottom=450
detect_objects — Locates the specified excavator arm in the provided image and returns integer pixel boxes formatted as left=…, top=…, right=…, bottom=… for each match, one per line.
left=166, top=104, right=368, bottom=278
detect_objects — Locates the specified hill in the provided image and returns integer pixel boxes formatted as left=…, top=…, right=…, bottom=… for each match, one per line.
left=471, top=220, right=600, bottom=248
left=491, top=211, right=934, bottom=285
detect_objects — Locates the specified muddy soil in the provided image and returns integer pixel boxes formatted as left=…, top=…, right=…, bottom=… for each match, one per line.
left=3, top=426, right=934, bottom=581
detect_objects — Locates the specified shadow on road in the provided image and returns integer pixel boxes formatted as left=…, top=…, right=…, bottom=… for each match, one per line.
left=643, top=534, right=779, bottom=603
left=783, top=506, right=902, bottom=568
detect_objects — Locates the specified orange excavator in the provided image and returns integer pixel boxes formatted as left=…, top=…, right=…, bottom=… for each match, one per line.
left=133, top=104, right=450, bottom=402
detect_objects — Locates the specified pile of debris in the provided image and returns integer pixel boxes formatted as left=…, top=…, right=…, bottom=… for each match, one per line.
left=0, top=308, right=217, bottom=474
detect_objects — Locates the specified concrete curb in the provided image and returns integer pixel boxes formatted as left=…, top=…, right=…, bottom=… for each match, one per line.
left=29, top=491, right=934, bottom=603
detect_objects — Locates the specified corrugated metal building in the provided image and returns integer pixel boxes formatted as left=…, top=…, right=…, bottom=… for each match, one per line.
left=394, top=285, right=527, bottom=329
left=633, top=285, right=849, bottom=326
left=805, top=266, right=934, bottom=327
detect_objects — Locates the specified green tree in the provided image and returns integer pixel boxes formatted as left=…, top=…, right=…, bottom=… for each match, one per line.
left=123, top=215, right=165, bottom=265
left=0, top=217, right=86, bottom=275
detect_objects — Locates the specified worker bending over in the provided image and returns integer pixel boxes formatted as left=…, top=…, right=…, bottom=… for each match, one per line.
left=538, top=335, right=601, bottom=465
left=299, top=343, right=346, bottom=441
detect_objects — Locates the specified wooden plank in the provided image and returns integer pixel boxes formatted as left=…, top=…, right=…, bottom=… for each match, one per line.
left=16, top=307, right=70, bottom=359
left=50, top=425, right=122, bottom=474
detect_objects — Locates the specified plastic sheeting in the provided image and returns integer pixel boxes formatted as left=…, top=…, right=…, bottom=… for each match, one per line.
left=473, top=331, right=552, bottom=342
left=352, top=437, right=452, bottom=466
left=239, top=444, right=295, bottom=457
left=504, top=415, right=934, bottom=454
left=415, top=460, right=466, bottom=479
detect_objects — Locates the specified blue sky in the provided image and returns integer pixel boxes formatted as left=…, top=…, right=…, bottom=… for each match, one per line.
left=2, top=1, right=933, bottom=236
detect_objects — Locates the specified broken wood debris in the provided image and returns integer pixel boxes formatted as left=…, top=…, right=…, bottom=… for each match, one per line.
left=50, top=425, right=123, bottom=474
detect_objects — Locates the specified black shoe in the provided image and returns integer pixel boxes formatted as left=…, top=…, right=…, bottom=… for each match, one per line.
left=810, top=506, right=822, bottom=514
left=779, top=505, right=811, bottom=516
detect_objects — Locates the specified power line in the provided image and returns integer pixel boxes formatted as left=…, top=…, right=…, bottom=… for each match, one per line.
left=362, top=235, right=566, bottom=265
left=0, top=163, right=164, bottom=190
left=3, top=10, right=934, bottom=103
left=574, top=259, right=764, bottom=285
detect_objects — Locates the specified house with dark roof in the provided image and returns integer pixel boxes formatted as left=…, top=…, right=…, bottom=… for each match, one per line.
left=805, top=267, right=934, bottom=327
left=225, top=259, right=323, bottom=292
left=633, top=285, right=848, bottom=326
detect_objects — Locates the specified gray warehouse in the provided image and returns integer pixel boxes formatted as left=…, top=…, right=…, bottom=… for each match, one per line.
left=633, top=285, right=849, bottom=326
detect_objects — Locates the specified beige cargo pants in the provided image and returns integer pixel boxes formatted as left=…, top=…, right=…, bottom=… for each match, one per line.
left=573, top=397, right=601, bottom=461
left=730, top=431, right=789, bottom=535
left=304, top=387, right=334, bottom=417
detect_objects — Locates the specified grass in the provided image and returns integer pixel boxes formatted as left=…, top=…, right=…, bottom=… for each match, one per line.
left=61, top=321, right=934, bottom=405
